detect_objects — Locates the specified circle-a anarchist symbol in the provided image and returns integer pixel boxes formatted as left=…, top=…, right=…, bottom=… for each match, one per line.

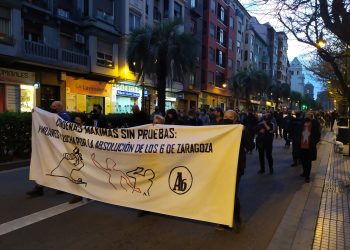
left=168, top=166, right=193, bottom=195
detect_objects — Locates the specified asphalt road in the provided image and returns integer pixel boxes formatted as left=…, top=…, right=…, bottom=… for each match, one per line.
left=0, top=137, right=307, bottom=250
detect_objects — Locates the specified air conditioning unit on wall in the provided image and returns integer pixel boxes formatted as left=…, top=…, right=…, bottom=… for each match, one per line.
left=74, top=34, right=85, bottom=44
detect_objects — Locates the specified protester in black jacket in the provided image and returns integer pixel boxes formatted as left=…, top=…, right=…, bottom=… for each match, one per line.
left=86, top=104, right=108, bottom=128
left=256, top=113, right=274, bottom=174
left=216, top=110, right=254, bottom=232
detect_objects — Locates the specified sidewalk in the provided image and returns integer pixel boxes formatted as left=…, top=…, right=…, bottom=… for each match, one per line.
left=268, top=128, right=350, bottom=249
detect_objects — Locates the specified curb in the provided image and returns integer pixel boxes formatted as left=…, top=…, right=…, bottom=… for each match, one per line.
left=0, top=159, right=30, bottom=171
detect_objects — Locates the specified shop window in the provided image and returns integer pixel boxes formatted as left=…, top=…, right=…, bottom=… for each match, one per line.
left=5, top=85, right=20, bottom=112
left=0, top=6, right=11, bottom=36
left=20, top=85, right=35, bottom=112
left=97, top=40, right=114, bottom=68
left=40, top=85, right=60, bottom=111
left=0, top=85, right=5, bottom=112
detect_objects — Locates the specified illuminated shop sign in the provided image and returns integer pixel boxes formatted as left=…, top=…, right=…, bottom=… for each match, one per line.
left=117, top=90, right=140, bottom=98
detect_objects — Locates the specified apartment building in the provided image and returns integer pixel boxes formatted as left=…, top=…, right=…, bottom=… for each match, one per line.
left=0, top=0, right=119, bottom=114
left=277, top=31, right=288, bottom=85
left=243, top=17, right=269, bottom=72
left=200, top=0, right=245, bottom=110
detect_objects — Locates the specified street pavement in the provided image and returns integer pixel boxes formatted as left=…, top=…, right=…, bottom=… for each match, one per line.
left=0, top=137, right=311, bottom=250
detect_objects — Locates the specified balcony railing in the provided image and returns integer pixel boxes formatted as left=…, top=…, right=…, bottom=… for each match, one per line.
left=23, top=40, right=89, bottom=72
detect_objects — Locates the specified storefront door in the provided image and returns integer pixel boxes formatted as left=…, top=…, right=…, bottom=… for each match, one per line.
left=40, top=85, right=60, bottom=111
left=86, top=96, right=104, bottom=114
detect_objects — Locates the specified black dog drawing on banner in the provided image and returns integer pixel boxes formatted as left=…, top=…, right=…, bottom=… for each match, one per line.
left=47, top=147, right=87, bottom=186
left=91, top=153, right=154, bottom=196
left=127, top=167, right=155, bottom=196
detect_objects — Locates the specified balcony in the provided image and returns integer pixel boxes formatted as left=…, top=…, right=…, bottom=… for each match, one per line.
left=23, top=0, right=51, bottom=13
left=23, top=40, right=89, bottom=73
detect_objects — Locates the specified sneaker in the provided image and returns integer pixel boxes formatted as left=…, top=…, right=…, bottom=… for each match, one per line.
left=257, top=170, right=265, bottom=174
left=69, top=196, right=83, bottom=204
left=305, top=178, right=310, bottom=183
left=26, top=186, right=43, bottom=197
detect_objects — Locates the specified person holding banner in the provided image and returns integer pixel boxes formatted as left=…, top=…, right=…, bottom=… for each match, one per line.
left=216, top=110, right=255, bottom=232
left=27, top=101, right=71, bottom=197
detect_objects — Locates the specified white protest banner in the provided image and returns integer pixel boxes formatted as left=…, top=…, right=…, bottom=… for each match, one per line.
left=30, top=107, right=243, bottom=227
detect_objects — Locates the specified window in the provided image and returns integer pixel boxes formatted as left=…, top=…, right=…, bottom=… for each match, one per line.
left=0, top=6, right=11, bottom=36
left=209, top=23, right=215, bottom=38
left=244, top=51, right=248, bottom=61
left=250, top=51, right=253, bottom=60
left=190, top=19, right=197, bottom=33
left=97, top=40, right=114, bottom=68
left=208, top=71, right=215, bottom=84
left=215, top=71, right=225, bottom=86
left=238, top=21, right=242, bottom=33
left=129, top=12, right=141, bottom=31
left=216, top=49, right=225, bottom=67
left=217, top=27, right=225, bottom=46
left=229, top=17, right=234, bottom=29
left=228, top=59, right=233, bottom=69
left=210, top=0, right=216, bottom=13
left=245, top=34, right=248, bottom=44
left=191, top=0, right=196, bottom=8
left=209, top=47, right=215, bottom=61
left=237, top=60, right=241, bottom=70
left=229, top=38, right=233, bottom=50
left=291, top=71, right=294, bottom=75
left=174, top=2, right=182, bottom=18
left=218, top=5, right=225, bottom=23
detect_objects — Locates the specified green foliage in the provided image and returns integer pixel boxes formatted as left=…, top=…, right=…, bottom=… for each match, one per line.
left=0, top=112, right=32, bottom=162
left=127, top=19, right=198, bottom=114
left=231, top=67, right=271, bottom=108
left=0, top=112, right=135, bottom=163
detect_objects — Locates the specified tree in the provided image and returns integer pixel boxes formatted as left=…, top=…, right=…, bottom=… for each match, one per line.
left=127, top=19, right=198, bottom=115
left=269, top=83, right=291, bottom=109
left=231, top=67, right=271, bottom=109
left=290, top=91, right=303, bottom=109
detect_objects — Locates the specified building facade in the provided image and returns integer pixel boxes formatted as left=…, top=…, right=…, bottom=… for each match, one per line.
left=304, top=82, right=314, bottom=99
left=289, top=57, right=305, bottom=95
left=277, top=32, right=288, bottom=85
left=0, top=0, right=119, bottom=114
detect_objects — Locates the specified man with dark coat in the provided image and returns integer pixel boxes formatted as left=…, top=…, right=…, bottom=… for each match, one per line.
left=298, top=113, right=321, bottom=183
left=129, top=105, right=150, bottom=127
left=290, top=112, right=304, bottom=166
left=216, top=110, right=254, bottom=232
left=86, top=104, right=108, bottom=128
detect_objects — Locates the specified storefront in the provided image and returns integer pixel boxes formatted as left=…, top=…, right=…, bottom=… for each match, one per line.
left=199, top=92, right=230, bottom=110
left=0, top=67, right=36, bottom=112
left=115, top=82, right=143, bottom=113
left=65, top=76, right=112, bottom=114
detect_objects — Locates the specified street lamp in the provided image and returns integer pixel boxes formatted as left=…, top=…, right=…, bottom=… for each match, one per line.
left=316, top=38, right=326, bottom=49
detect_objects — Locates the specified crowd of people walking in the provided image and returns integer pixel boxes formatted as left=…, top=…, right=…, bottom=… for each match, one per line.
left=27, top=100, right=337, bottom=233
